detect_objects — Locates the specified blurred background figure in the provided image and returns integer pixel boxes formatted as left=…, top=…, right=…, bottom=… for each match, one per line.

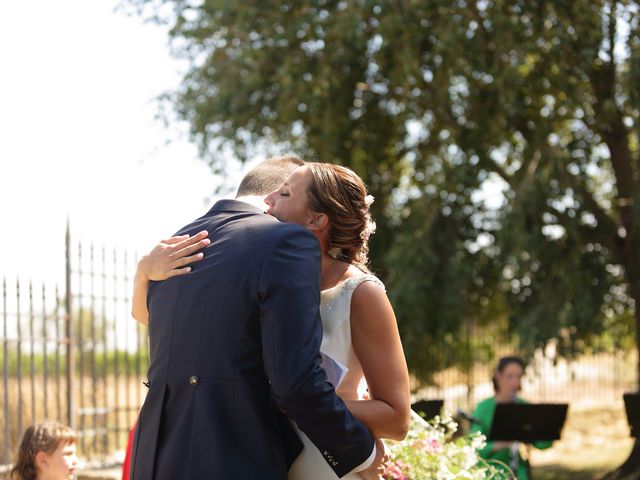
left=10, top=421, right=78, bottom=480
left=470, top=356, right=552, bottom=480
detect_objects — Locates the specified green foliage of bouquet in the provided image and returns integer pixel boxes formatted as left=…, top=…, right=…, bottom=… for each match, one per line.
left=383, top=411, right=513, bottom=480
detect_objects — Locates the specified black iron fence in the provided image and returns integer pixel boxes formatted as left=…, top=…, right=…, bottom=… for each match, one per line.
left=1, top=224, right=148, bottom=469
left=0, top=224, right=637, bottom=470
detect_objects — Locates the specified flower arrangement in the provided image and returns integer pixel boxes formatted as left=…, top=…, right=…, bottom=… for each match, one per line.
left=383, top=411, right=514, bottom=480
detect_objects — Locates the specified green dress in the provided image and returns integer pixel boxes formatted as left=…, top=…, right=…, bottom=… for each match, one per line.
left=470, top=397, right=552, bottom=480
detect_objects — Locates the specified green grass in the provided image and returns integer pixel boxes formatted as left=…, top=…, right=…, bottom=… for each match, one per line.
left=0, top=350, right=149, bottom=376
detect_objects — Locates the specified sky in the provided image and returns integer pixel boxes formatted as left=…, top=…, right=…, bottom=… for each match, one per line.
left=0, top=0, right=523, bottom=289
left=0, top=1, right=240, bottom=285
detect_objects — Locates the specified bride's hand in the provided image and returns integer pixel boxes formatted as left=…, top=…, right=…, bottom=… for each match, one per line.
left=132, top=231, right=210, bottom=325
left=137, top=230, right=210, bottom=281
left=357, top=438, right=387, bottom=480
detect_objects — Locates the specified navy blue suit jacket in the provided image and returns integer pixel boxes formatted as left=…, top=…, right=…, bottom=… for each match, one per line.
left=130, top=200, right=374, bottom=479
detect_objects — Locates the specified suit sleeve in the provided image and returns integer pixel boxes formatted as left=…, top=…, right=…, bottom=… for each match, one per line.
left=258, top=226, right=375, bottom=477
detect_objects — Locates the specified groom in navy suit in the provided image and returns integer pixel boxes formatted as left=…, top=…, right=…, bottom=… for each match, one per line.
left=130, top=156, right=381, bottom=479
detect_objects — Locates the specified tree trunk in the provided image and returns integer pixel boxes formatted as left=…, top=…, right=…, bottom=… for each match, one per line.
left=603, top=258, right=640, bottom=479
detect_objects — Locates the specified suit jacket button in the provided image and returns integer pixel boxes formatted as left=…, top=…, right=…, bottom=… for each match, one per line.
left=188, top=375, right=199, bottom=386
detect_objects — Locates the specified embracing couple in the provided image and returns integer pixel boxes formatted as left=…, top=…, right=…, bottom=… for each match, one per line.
left=128, top=156, right=411, bottom=479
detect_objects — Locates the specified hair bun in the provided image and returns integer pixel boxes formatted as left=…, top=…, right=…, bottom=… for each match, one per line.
left=306, top=163, right=375, bottom=268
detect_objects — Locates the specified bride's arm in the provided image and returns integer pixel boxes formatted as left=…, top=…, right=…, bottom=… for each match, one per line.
left=132, top=231, right=210, bottom=324
left=344, top=281, right=411, bottom=441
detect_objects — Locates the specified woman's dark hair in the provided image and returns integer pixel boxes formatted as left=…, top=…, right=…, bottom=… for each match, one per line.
left=492, top=355, right=526, bottom=393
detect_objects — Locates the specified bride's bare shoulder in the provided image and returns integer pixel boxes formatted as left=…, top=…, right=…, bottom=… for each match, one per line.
left=348, top=269, right=386, bottom=306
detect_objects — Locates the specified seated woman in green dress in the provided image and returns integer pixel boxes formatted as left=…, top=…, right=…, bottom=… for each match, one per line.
left=470, top=356, right=552, bottom=480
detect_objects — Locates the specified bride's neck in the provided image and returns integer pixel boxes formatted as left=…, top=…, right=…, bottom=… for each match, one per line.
left=316, top=231, right=349, bottom=289
left=320, top=253, right=350, bottom=290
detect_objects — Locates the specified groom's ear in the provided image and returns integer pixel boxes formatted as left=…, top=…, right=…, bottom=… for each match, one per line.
left=307, top=212, right=329, bottom=232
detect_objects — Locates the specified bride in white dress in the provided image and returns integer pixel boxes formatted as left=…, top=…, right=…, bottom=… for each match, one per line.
left=263, top=163, right=410, bottom=479
left=132, top=162, right=411, bottom=479
left=287, top=271, right=392, bottom=480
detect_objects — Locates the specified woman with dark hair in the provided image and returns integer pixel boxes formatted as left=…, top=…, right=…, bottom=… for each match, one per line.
left=470, top=356, right=552, bottom=480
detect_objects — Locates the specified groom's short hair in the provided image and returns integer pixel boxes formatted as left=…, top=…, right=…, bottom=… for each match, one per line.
left=236, top=155, right=305, bottom=197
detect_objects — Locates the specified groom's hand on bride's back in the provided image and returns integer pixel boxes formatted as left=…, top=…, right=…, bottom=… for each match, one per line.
left=357, top=438, right=387, bottom=480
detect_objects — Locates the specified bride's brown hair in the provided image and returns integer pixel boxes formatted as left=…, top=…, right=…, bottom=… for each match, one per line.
left=306, top=163, right=376, bottom=269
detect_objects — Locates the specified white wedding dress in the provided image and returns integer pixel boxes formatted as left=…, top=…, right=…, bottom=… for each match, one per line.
left=288, top=272, right=384, bottom=480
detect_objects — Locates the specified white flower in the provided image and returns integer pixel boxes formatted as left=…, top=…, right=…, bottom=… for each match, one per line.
left=384, top=411, right=512, bottom=480
left=364, top=194, right=374, bottom=206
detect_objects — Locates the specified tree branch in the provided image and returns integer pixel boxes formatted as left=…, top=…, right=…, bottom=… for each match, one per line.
left=554, top=154, right=622, bottom=255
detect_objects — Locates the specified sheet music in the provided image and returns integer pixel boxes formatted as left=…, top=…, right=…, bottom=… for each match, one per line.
left=320, top=351, right=348, bottom=388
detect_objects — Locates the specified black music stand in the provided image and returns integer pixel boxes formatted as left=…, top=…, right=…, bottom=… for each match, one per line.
left=489, top=403, right=568, bottom=443
left=411, top=399, right=444, bottom=420
left=623, top=392, right=640, bottom=437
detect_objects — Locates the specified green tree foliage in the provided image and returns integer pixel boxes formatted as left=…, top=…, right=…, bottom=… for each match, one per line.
left=125, top=0, right=639, bottom=380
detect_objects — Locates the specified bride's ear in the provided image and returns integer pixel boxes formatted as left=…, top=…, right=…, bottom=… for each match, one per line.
left=307, top=212, right=329, bottom=232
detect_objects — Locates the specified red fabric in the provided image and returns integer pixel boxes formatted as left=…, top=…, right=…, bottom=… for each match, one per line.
left=121, top=423, right=136, bottom=480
